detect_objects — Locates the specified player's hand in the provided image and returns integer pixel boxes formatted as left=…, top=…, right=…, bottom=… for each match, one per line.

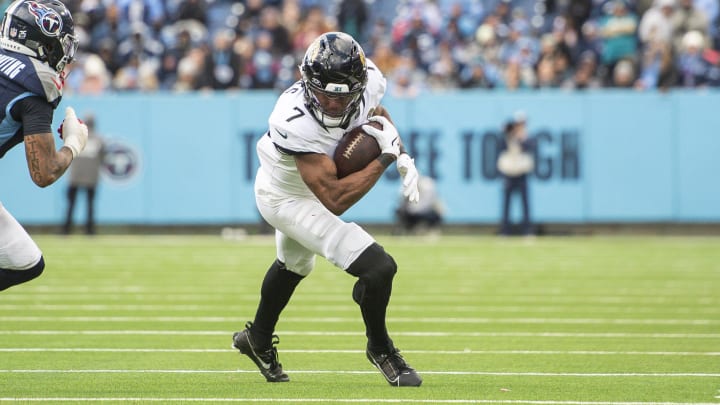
left=362, top=115, right=400, bottom=158
left=397, top=153, right=420, bottom=203
left=60, top=107, right=88, bottom=158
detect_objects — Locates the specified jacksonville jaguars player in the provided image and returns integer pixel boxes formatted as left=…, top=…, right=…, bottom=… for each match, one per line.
left=232, top=32, right=422, bottom=387
left=0, top=0, right=88, bottom=291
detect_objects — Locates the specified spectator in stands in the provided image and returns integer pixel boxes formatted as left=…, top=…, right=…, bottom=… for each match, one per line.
left=535, top=55, right=561, bottom=88
left=204, top=29, right=242, bottom=90
left=636, top=40, right=678, bottom=89
left=292, top=6, right=335, bottom=54
left=428, top=41, right=460, bottom=89
left=671, top=0, right=710, bottom=53
left=459, top=58, right=497, bottom=88
left=369, top=40, right=399, bottom=76
left=76, top=54, right=112, bottom=94
left=53, top=0, right=720, bottom=93
left=612, top=58, right=638, bottom=87
left=173, top=0, right=207, bottom=25
left=563, top=50, right=602, bottom=89
left=500, top=58, right=534, bottom=90
left=387, top=52, right=427, bottom=98
left=337, top=0, right=368, bottom=43
left=598, top=0, right=639, bottom=82
left=259, top=6, right=292, bottom=56
left=246, top=31, right=280, bottom=89
left=638, top=0, right=676, bottom=49
left=676, top=30, right=716, bottom=86
left=116, top=23, right=164, bottom=68
left=88, top=4, right=122, bottom=55
left=693, top=0, right=719, bottom=44
left=115, top=0, right=166, bottom=37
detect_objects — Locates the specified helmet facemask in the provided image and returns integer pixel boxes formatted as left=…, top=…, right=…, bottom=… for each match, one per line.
left=48, top=30, right=78, bottom=72
left=304, top=82, right=364, bottom=128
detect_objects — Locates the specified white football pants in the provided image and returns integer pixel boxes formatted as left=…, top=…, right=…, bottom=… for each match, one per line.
left=255, top=174, right=375, bottom=276
left=0, top=202, right=42, bottom=270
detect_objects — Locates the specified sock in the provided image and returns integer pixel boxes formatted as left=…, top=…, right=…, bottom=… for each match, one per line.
left=346, top=243, right=397, bottom=353
left=250, top=260, right=304, bottom=349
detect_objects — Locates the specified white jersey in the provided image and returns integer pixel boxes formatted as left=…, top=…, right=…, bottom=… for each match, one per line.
left=256, top=59, right=387, bottom=200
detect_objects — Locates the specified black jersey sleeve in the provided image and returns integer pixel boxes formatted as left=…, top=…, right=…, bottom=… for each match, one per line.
left=11, top=96, right=54, bottom=136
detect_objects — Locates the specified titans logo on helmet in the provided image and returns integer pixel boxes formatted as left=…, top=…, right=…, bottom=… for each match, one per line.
left=27, top=1, right=63, bottom=38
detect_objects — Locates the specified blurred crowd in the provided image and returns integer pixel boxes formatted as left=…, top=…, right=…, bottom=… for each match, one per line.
left=28, top=0, right=720, bottom=94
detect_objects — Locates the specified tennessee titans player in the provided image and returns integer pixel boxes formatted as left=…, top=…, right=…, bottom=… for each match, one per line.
left=0, top=0, right=88, bottom=291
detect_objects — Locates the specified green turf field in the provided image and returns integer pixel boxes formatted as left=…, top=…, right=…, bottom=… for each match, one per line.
left=1, top=234, right=719, bottom=404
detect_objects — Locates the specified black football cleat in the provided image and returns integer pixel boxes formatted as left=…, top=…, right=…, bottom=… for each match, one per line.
left=366, top=347, right=422, bottom=387
left=232, top=322, right=289, bottom=382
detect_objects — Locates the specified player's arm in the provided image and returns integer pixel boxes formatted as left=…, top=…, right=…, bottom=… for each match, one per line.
left=295, top=152, right=393, bottom=216
left=17, top=98, right=87, bottom=187
left=24, top=132, right=72, bottom=188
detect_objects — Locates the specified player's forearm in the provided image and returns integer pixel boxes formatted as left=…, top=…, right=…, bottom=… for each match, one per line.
left=24, top=133, right=73, bottom=187
left=324, top=159, right=389, bottom=215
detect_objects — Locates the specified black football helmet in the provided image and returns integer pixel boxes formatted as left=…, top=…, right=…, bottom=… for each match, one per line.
left=300, top=32, right=368, bottom=128
left=0, top=0, right=78, bottom=73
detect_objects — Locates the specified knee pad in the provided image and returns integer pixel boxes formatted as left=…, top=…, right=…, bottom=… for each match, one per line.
left=351, top=279, right=365, bottom=305
left=346, top=243, right=397, bottom=286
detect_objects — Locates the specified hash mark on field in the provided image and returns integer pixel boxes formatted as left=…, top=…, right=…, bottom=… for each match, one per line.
left=1, top=370, right=719, bottom=377
left=1, top=348, right=719, bottom=356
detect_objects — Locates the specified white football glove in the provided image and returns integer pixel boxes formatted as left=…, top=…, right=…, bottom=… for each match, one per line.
left=397, top=153, right=420, bottom=204
left=362, top=115, right=400, bottom=158
left=60, top=107, right=88, bottom=159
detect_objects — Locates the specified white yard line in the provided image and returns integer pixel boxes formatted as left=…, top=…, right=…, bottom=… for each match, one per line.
left=0, top=399, right=719, bottom=404
left=1, top=348, right=719, bottom=356
left=0, top=370, right=718, bottom=377
left=1, top=304, right=718, bottom=315
left=2, top=293, right=716, bottom=305
left=0, top=316, right=717, bottom=325
left=1, top=330, right=719, bottom=338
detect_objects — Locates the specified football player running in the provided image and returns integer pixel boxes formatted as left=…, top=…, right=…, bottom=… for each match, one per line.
left=232, top=32, right=422, bottom=386
left=0, top=0, right=87, bottom=291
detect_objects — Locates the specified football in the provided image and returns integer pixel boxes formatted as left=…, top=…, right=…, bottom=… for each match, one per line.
left=333, top=121, right=381, bottom=178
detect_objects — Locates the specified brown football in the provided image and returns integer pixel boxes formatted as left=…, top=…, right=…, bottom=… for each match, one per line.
left=333, top=121, right=381, bottom=178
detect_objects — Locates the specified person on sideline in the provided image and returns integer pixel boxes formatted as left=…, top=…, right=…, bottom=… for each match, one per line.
left=395, top=175, right=444, bottom=235
left=0, top=0, right=88, bottom=291
left=497, top=111, right=535, bottom=236
left=232, top=32, right=423, bottom=387
left=62, top=114, right=106, bottom=235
